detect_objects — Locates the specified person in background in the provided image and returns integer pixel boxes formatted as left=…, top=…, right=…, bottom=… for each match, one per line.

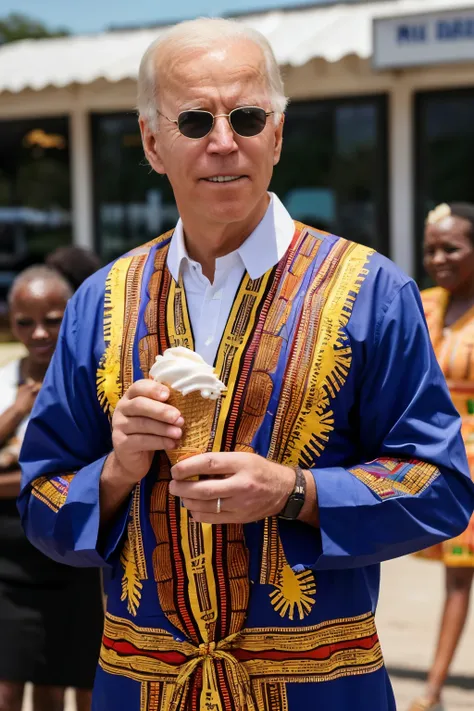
left=45, top=246, right=101, bottom=293
left=408, top=202, right=474, bottom=711
left=0, top=266, right=103, bottom=711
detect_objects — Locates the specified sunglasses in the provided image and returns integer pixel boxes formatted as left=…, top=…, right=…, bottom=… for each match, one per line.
left=158, top=106, right=274, bottom=140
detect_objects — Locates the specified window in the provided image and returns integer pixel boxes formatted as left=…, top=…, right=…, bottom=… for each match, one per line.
left=0, top=116, right=70, bottom=313
left=92, top=113, right=178, bottom=264
left=415, top=88, right=474, bottom=282
left=271, top=95, right=388, bottom=253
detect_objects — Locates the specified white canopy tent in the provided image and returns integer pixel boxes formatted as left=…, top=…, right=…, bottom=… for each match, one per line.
left=0, top=0, right=471, bottom=93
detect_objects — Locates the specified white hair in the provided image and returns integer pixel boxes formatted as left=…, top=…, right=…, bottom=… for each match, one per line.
left=137, top=17, right=288, bottom=132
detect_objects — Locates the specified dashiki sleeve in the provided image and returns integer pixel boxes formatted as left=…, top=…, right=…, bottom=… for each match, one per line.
left=310, top=279, right=474, bottom=569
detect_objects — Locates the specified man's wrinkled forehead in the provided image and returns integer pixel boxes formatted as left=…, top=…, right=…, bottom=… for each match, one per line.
left=158, top=41, right=269, bottom=109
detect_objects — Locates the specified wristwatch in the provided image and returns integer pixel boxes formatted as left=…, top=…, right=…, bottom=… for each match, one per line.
left=278, top=466, right=306, bottom=520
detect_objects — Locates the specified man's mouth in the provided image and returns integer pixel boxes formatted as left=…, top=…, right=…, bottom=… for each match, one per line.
left=203, top=175, right=244, bottom=183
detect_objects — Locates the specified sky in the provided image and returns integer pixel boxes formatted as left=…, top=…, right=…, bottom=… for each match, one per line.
left=0, top=0, right=333, bottom=34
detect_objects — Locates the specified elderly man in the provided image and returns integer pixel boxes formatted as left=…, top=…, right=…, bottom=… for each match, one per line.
left=19, top=17, right=474, bottom=711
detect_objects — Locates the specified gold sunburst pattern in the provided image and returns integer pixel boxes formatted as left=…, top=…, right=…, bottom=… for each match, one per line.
left=96, top=256, right=134, bottom=417
left=269, top=565, right=317, bottom=621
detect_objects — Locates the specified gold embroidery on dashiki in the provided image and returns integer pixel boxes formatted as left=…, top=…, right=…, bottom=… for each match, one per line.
left=157, top=263, right=275, bottom=644
left=100, top=610, right=384, bottom=711
left=167, top=275, right=194, bottom=350
left=96, top=256, right=133, bottom=417
left=120, top=253, right=151, bottom=615
left=142, top=239, right=287, bottom=710
left=212, top=270, right=273, bottom=453
left=96, top=250, right=154, bottom=616
left=269, top=239, right=373, bottom=466
left=141, top=682, right=176, bottom=711
left=348, top=458, right=439, bottom=499
left=30, top=473, right=75, bottom=512
left=251, top=682, right=288, bottom=711
left=256, top=235, right=373, bottom=619
left=260, top=517, right=316, bottom=621
left=232, top=225, right=323, bottom=617
left=121, top=253, right=149, bottom=392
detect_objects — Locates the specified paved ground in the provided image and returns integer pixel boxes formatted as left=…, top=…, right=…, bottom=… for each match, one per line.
left=2, top=346, right=470, bottom=710
left=378, top=556, right=474, bottom=710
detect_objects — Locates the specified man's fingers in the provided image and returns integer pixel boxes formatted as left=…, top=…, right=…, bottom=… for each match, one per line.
left=114, top=432, right=177, bottom=452
left=125, top=379, right=170, bottom=402
left=122, top=395, right=183, bottom=426
left=169, top=478, right=231, bottom=500
left=121, top=415, right=182, bottom=440
left=181, top=497, right=232, bottom=514
left=171, top=452, right=239, bottom=481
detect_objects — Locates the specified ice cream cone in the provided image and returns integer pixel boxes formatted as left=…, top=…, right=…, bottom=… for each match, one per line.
left=166, top=389, right=217, bottom=467
left=149, top=346, right=226, bottom=469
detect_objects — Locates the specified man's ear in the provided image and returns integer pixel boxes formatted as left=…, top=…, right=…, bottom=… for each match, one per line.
left=139, top=117, right=166, bottom=175
left=273, top=113, right=284, bottom=167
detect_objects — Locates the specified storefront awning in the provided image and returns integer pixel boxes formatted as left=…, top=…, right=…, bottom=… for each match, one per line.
left=0, top=0, right=471, bottom=94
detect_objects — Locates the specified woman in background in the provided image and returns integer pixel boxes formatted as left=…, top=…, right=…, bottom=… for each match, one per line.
left=0, top=266, right=103, bottom=711
left=409, top=203, right=474, bottom=711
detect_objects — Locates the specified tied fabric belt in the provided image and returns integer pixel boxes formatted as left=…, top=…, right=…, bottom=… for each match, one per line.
left=100, top=611, right=384, bottom=711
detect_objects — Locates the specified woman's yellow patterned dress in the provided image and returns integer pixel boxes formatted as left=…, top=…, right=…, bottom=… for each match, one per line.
left=421, top=287, right=474, bottom=566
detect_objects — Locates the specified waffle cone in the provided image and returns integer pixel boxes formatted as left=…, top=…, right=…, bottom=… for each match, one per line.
left=166, top=389, right=217, bottom=468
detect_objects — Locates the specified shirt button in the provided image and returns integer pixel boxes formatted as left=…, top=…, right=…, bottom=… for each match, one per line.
left=205, top=336, right=214, bottom=346
left=212, top=289, right=223, bottom=300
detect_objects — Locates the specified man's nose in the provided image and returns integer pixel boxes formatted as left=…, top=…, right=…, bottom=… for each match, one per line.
left=207, top=115, right=238, bottom=154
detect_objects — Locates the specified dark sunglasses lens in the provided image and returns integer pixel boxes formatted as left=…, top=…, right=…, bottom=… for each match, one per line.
left=231, top=107, right=267, bottom=137
left=178, top=111, right=213, bottom=138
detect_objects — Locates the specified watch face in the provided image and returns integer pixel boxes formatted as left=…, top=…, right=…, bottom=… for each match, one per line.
left=279, top=466, right=306, bottom=520
left=280, top=493, right=305, bottom=520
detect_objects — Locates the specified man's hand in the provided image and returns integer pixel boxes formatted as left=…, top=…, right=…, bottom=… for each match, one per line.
left=111, top=379, right=184, bottom=485
left=100, top=380, right=185, bottom=527
left=169, top=452, right=297, bottom=524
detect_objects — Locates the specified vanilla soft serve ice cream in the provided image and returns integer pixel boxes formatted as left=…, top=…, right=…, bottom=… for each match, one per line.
left=149, top=346, right=226, bottom=399
left=149, top=347, right=226, bottom=466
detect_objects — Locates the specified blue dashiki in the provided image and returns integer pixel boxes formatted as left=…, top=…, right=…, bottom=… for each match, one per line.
left=18, top=222, right=474, bottom=711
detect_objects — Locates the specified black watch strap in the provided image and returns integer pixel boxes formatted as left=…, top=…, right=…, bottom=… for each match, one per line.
left=278, top=466, right=306, bottom=520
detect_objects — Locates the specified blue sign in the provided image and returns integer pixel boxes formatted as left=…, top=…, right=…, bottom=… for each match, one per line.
left=374, top=7, right=474, bottom=69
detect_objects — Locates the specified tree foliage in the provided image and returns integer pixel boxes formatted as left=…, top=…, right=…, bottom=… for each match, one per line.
left=0, top=13, right=70, bottom=44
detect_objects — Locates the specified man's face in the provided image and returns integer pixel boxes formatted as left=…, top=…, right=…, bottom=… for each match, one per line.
left=140, top=40, right=284, bottom=230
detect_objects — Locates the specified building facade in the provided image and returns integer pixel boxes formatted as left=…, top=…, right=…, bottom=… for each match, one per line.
left=1, top=0, right=474, bottom=310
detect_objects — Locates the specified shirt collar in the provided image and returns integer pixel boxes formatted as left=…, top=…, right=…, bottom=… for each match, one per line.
left=166, top=193, right=295, bottom=282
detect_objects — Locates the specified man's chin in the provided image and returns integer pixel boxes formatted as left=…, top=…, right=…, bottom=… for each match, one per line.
left=202, top=196, right=253, bottom=222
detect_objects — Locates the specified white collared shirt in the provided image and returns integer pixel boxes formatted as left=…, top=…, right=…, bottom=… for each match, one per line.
left=166, top=193, right=295, bottom=364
